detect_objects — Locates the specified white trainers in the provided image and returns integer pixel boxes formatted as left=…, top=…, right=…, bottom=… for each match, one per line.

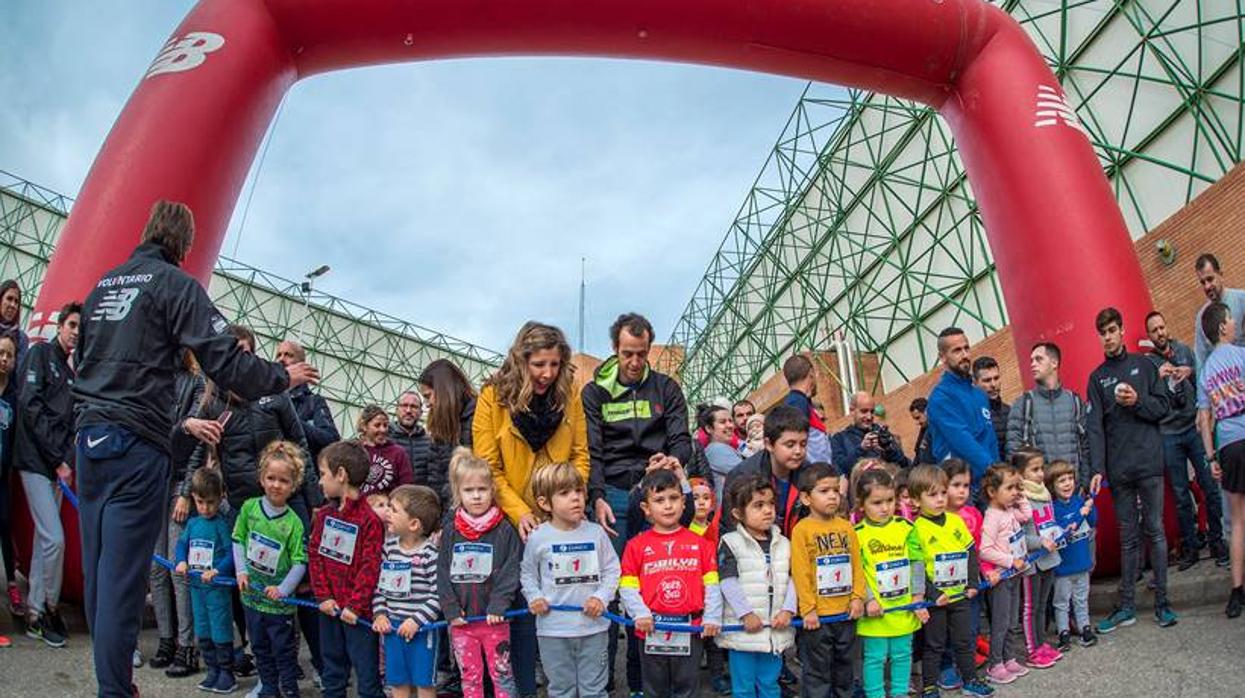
left=245, top=679, right=264, bottom=698
left=132, top=649, right=144, bottom=668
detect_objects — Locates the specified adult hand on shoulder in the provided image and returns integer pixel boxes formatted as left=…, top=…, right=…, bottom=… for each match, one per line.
left=595, top=498, right=617, bottom=537
left=286, top=361, right=320, bottom=389
left=518, top=513, right=539, bottom=542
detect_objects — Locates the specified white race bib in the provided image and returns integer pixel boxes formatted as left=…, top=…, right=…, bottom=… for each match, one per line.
left=1008, top=529, right=1027, bottom=560
left=644, top=615, right=691, bottom=656
left=550, top=542, right=601, bottom=586
left=874, top=558, right=910, bottom=599
left=450, top=542, right=493, bottom=583
left=247, top=532, right=283, bottom=577
left=378, top=561, right=412, bottom=598
left=1038, top=520, right=1061, bottom=545
left=816, top=554, right=852, bottom=597
left=318, top=517, right=359, bottom=565
left=933, top=551, right=969, bottom=590
left=188, top=539, right=214, bottom=571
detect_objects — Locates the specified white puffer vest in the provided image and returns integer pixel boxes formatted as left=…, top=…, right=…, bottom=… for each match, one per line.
left=717, top=527, right=795, bottom=654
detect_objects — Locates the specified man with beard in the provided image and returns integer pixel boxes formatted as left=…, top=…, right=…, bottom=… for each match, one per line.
left=276, top=339, right=339, bottom=464
left=388, top=390, right=431, bottom=485
left=1194, top=253, right=1245, bottom=367
left=926, top=327, right=998, bottom=493
left=972, top=356, right=1010, bottom=458
left=1145, top=310, right=1229, bottom=570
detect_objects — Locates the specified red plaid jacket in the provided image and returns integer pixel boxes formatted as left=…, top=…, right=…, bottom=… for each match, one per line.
left=309, top=495, right=385, bottom=618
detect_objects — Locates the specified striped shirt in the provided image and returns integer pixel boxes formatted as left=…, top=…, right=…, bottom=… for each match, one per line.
left=372, top=536, right=440, bottom=625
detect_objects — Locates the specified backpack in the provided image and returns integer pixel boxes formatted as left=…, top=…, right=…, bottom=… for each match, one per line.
left=1019, top=389, right=1085, bottom=453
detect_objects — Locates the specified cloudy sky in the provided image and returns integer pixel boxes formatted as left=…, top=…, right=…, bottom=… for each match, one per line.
left=1, top=0, right=819, bottom=357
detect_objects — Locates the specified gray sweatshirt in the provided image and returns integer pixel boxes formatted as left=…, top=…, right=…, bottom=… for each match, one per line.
left=519, top=520, right=620, bottom=637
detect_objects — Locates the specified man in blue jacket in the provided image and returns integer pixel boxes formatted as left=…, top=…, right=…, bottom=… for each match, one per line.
left=926, top=327, right=999, bottom=493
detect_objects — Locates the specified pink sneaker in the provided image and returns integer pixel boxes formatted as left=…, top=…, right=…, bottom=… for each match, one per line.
left=1005, top=659, right=1031, bottom=676
left=1040, top=643, right=1064, bottom=661
left=1025, top=650, right=1056, bottom=669
left=986, top=663, right=1015, bottom=684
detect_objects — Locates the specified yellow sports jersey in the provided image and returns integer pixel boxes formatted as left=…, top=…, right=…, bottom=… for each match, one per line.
left=854, top=516, right=922, bottom=638
left=913, top=512, right=975, bottom=599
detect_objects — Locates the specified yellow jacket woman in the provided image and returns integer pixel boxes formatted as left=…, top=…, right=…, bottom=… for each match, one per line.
left=472, top=321, right=590, bottom=537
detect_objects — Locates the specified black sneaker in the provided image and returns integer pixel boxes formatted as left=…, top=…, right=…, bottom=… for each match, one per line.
left=25, top=613, right=66, bottom=648
left=233, top=650, right=256, bottom=677
left=1056, top=630, right=1072, bottom=652
left=1212, top=541, right=1231, bottom=568
left=1227, top=587, right=1243, bottom=619
left=165, top=644, right=199, bottom=678
left=1079, top=626, right=1098, bottom=647
left=45, top=606, right=69, bottom=639
left=148, top=638, right=176, bottom=669
left=1176, top=549, right=1200, bottom=571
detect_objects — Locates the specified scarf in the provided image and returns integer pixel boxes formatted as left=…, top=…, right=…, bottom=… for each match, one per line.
left=1022, top=478, right=1051, bottom=502
left=511, top=389, right=563, bottom=452
left=454, top=506, right=504, bottom=541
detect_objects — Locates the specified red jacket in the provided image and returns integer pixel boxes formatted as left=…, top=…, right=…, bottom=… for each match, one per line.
left=309, top=495, right=385, bottom=618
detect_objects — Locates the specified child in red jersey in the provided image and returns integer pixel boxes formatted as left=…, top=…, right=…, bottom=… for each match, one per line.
left=620, top=469, right=723, bottom=697
left=309, top=440, right=386, bottom=698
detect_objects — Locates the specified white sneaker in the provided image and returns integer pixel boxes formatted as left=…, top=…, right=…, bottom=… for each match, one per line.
left=132, top=649, right=144, bottom=668
left=245, top=679, right=264, bottom=698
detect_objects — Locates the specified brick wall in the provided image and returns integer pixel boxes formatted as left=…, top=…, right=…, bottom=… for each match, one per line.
left=746, top=160, right=1245, bottom=452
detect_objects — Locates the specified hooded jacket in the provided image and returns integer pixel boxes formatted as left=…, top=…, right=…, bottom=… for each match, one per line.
left=389, top=421, right=431, bottom=486
left=1086, top=351, right=1170, bottom=485
left=13, top=339, right=75, bottom=481
left=927, top=370, right=998, bottom=482
left=74, top=243, right=290, bottom=450
left=1005, top=386, right=1091, bottom=488
left=582, top=358, right=693, bottom=501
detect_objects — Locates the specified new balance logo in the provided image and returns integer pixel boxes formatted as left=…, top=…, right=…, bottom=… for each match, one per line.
left=92, top=288, right=139, bottom=322
left=145, top=32, right=225, bottom=79
left=1034, top=85, right=1088, bottom=136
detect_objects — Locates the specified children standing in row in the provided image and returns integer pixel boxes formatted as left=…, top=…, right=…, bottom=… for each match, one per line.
left=174, top=468, right=237, bottom=694
left=1048, top=459, right=1098, bottom=650
left=437, top=449, right=521, bottom=698
left=521, top=462, right=621, bottom=698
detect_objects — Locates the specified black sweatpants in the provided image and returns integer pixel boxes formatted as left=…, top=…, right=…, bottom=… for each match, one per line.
left=797, top=620, right=857, bottom=697
left=923, top=600, right=976, bottom=689
left=641, top=634, right=702, bottom=698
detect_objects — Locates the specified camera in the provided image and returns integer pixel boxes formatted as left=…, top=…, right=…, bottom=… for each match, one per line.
left=868, top=423, right=896, bottom=453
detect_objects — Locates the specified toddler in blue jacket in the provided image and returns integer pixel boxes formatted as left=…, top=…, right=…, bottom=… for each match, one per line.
left=1047, top=460, right=1098, bottom=651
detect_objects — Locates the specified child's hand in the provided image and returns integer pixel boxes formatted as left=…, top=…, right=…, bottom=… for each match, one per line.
left=966, top=588, right=978, bottom=599
left=635, top=616, right=655, bottom=634
left=1012, top=558, right=1027, bottom=571
left=339, top=608, right=358, bottom=625
left=771, top=610, right=793, bottom=630
left=849, top=599, right=864, bottom=620
left=398, top=618, right=420, bottom=640
left=701, top=623, right=720, bottom=638
left=450, top=617, right=467, bottom=627
left=741, top=612, right=763, bottom=633
left=866, top=600, right=882, bottom=617
left=529, top=598, right=550, bottom=616
left=319, top=599, right=339, bottom=617
left=236, top=572, right=249, bottom=592
left=265, top=586, right=283, bottom=601
left=986, top=569, right=1001, bottom=586
left=582, top=597, right=605, bottom=618
left=802, top=611, right=821, bottom=630
left=935, top=594, right=949, bottom=607
left=1042, top=538, right=1057, bottom=553
left=486, top=614, right=505, bottom=625
left=174, top=562, right=188, bottom=576
left=373, top=614, right=392, bottom=635
left=915, top=608, right=930, bottom=624
left=201, top=569, right=217, bottom=583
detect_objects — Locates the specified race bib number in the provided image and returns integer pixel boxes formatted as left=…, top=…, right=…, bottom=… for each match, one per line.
left=1008, top=529, right=1027, bottom=560
left=550, top=542, right=600, bottom=586
left=247, top=532, right=283, bottom=576
left=1063, top=521, right=1093, bottom=547
left=874, top=559, right=910, bottom=599
left=450, top=543, right=493, bottom=583
left=188, top=539, right=214, bottom=571
left=816, top=554, right=852, bottom=596
left=378, top=561, right=412, bottom=598
left=1038, top=520, right=1061, bottom=545
left=644, top=614, right=691, bottom=656
left=933, top=551, right=968, bottom=590
left=318, top=517, right=359, bottom=565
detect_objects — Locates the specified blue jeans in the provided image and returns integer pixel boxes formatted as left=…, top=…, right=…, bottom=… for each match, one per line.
left=77, top=425, right=170, bottom=697
left=319, top=615, right=383, bottom=698
left=604, top=484, right=641, bottom=692
left=1163, top=427, right=1226, bottom=551
left=730, top=649, right=783, bottom=698
left=191, top=584, right=233, bottom=644
left=246, top=608, right=300, bottom=697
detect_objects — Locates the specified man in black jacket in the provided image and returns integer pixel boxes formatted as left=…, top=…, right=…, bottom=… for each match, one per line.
left=15, top=302, right=79, bottom=647
left=832, top=391, right=909, bottom=476
left=72, top=201, right=318, bottom=697
left=276, top=339, right=339, bottom=463
left=389, top=389, right=431, bottom=485
left=973, top=355, right=1011, bottom=459
left=1086, top=307, right=1177, bottom=633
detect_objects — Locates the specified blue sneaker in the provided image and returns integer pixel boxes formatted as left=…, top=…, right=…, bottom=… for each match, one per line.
left=1155, top=603, right=1178, bottom=628
left=1096, top=606, right=1136, bottom=633
left=938, top=666, right=963, bottom=691
left=962, top=678, right=997, bottom=696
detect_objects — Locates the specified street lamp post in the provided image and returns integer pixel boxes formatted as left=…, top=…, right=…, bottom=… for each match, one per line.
left=298, top=264, right=330, bottom=343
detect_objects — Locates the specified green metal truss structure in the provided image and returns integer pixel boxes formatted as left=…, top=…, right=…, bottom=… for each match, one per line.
left=663, top=0, right=1245, bottom=406
left=0, top=170, right=502, bottom=432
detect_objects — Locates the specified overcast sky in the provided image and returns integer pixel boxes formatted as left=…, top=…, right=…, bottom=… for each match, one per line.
left=1, top=0, right=819, bottom=356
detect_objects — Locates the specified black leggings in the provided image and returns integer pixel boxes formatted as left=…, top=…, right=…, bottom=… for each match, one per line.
left=0, top=472, right=16, bottom=582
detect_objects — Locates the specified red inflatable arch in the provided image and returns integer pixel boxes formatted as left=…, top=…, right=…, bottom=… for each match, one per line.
left=28, top=0, right=1156, bottom=594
